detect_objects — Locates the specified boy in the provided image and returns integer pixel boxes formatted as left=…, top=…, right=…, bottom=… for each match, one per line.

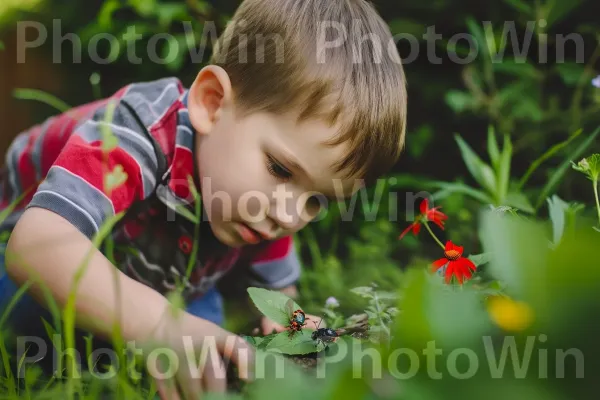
left=0, top=0, right=406, bottom=397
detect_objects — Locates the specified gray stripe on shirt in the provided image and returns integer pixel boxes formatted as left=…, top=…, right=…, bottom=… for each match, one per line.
left=27, top=190, right=99, bottom=238
left=27, top=166, right=115, bottom=236
left=248, top=246, right=302, bottom=289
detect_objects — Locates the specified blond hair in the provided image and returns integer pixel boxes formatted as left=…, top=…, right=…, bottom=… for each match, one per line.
left=210, top=0, right=407, bottom=184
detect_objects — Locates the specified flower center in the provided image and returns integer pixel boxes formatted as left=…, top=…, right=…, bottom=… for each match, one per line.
left=444, top=249, right=460, bottom=260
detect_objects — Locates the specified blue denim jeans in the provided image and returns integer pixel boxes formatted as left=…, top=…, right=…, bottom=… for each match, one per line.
left=0, top=243, right=224, bottom=375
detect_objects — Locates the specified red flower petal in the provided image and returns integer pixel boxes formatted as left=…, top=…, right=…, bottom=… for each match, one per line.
left=431, top=217, right=446, bottom=231
left=432, top=258, right=447, bottom=271
left=399, top=222, right=420, bottom=239
left=457, top=257, right=476, bottom=272
left=444, top=261, right=454, bottom=283
left=412, top=223, right=421, bottom=235
left=420, top=198, right=429, bottom=215
left=446, top=241, right=464, bottom=256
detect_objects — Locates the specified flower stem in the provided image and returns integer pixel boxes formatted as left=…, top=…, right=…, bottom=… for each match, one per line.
left=593, top=179, right=600, bottom=227
left=423, top=222, right=445, bottom=250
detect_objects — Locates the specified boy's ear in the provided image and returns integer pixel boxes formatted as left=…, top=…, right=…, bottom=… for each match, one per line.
left=187, top=65, right=233, bottom=135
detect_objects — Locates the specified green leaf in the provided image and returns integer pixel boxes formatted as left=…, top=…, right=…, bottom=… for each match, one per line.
left=468, top=252, right=491, bottom=267
left=497, top=134, right=513, bottom=202
left=536, top=126, right=600, bottom=210
left=547, top=195, right=567, bottom=245
left=518, top=128, right=583, bottom=190
left=0, top=41, right=4, bottom=50
left=547, top=195, right=585, bottom=246
left=97, top=0, right=122, bottom=29
left=454, top=134, right=498, bottom=195
left=479, top=210, right=549, bottom=298
left=247, top=287, right=301, bottom=326
left=545, top=0, right=584, bottom=28
left=445, top=90, right=474, bottom=113
left=431, top=181, right=494, bottom=204
left=466, top=16, right=488, bottom=59
left=571, top=153, right=600, bottom=181
left=487, top=125, right=501, bottom=169
left=492, top=59, right=541, bottom=79
left=387, top=18, right=427, bottom=37
left=555, top=62, right=593, bottom=86
left=266, top=330, right=322, bottom=355
left=350, top=286, right=374, bottom=298
left=130, top=0, right=157, bottom=17
left=502, top=0, right=533, bottom=14
left=504, top=191, right=535, bottom=213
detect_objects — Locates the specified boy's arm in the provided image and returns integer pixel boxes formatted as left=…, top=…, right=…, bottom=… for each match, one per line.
left=6, top=207, right=253, bottom=395
left=6, top=206, right=180, bottom=343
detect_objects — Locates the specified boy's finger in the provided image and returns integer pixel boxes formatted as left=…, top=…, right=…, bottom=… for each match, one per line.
left=155, top=378, right=182, bottom=400
left=201, top=354, right=228, bottom=393
left=177, top=371, right=204, bottom=400
left=218, top=334, right=255, bottom=381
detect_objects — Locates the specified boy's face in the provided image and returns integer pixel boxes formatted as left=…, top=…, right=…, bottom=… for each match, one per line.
left=188, top=67, right=360, bottom=248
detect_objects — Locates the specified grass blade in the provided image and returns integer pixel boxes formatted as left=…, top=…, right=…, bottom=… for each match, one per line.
left=13, top=89, right=71, bottom=113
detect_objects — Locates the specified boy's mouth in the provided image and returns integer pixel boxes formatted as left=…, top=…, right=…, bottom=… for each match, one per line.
left=235, top=223, right=266, bottom=244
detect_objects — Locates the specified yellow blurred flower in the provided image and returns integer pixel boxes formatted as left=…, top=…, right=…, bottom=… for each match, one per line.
left=487, top=296, right=534, bottom=332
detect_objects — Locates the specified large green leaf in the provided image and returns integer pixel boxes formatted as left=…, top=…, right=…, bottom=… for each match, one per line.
left=455, top=134, right=498, bottom=195
left=478, top=210, right=549, bottom=298
left=266, top=330, right=323, bottom=355
left=247, top=287, right=301, bottom=326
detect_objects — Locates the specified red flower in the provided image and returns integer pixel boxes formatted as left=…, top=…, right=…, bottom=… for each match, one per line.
left=432, top=241, right=477, bottom=284
left=399, top=199, right=448, bottom=239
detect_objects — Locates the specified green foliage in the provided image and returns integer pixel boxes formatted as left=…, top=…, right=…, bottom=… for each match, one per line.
left=247, top=288, right=301, bottom=327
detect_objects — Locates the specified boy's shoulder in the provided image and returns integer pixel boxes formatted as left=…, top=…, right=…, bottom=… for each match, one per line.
left=114, top=76, right=187, bottom=129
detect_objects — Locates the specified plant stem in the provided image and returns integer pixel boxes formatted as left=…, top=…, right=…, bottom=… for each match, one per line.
left=593, top=179, right=600, bottom=227
left=423, top=222, right=445, bottom=250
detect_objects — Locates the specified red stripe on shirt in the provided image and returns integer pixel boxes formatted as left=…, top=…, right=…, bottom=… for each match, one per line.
left=51, top=135, right=144, bottom=214
left=168, top=146, right=195, bottom=199
left=251, top=236, right=293, bottom=263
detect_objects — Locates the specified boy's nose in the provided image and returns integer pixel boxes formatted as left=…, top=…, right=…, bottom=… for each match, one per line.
left=267, top=191, right=321, bottom=232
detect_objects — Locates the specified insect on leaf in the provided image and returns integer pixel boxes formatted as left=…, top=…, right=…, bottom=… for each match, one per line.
left=247, top=288, right=303, bottom=326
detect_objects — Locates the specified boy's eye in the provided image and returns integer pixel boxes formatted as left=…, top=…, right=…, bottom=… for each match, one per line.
left=266, top=155, right=293, bottom=181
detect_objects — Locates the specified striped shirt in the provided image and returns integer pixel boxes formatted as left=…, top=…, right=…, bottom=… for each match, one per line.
left=0, top=77, right=301, bottom=299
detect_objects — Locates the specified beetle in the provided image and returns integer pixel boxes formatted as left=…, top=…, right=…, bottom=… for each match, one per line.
left=285, top=299, right=309, bottom=337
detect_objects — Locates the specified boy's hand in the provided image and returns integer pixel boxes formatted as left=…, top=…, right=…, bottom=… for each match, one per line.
left=260, top=314, right=324, bottom=335
left=148, top=312, right=255, bottom=400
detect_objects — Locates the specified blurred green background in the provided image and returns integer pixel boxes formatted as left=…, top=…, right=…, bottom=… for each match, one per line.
left=1, top=0, right=599, bottom=319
